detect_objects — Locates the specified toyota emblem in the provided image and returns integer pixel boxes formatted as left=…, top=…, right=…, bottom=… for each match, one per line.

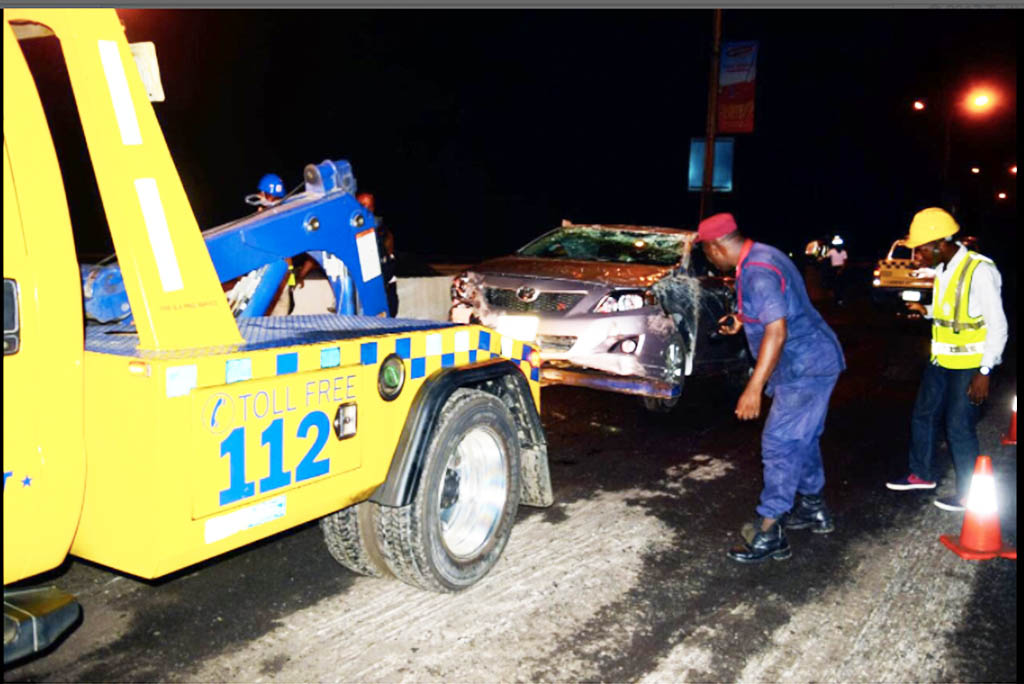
left=516, top=286, right=539, bottom=303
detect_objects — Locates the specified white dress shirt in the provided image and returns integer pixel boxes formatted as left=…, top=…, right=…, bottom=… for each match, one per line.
left=923, top=244, right=1008, bottom=368
left=826, top=247, right=848, bottom=267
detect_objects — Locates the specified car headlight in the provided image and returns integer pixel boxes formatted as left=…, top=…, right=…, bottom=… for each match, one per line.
left=594, top=291, right=649, bottom=314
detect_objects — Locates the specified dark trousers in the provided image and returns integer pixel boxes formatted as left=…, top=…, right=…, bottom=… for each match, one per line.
left=757, top=374, right=840, bottom=519
left=908, top=363, right=980, bottom=497
left=831, top=267, right=846, bottom=303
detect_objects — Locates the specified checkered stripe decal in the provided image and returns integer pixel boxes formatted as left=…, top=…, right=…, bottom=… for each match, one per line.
left=367, top=329, right=539, bottom=382
left=208, top=327, right=537, bottom=389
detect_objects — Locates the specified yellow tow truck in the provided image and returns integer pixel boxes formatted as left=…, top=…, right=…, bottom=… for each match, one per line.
left=3, top=8, right=551, bottom=663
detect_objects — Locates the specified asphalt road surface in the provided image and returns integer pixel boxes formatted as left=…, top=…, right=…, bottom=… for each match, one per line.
left=5, top=287, right=1017, bottom=683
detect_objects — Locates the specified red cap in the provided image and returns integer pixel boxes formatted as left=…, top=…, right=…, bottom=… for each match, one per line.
left=694, top=213, right=737, bottom=243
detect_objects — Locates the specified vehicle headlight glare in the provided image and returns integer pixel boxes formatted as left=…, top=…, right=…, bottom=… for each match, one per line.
left=595, top=292, right=646, bottom=314
left=617, top=294, right=644, bottom=311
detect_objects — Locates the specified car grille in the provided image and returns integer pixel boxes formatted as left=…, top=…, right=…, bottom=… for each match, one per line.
left=536, top=335, right=577, bottom=352
left=484, top=288, right=585, bottom=313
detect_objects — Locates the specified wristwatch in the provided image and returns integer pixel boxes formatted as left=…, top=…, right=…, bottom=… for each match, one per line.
left=979, top=366, right=991, bottom=376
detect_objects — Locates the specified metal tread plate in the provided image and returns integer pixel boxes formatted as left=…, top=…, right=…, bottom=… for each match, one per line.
left=85, top=315, right=454, bottom=358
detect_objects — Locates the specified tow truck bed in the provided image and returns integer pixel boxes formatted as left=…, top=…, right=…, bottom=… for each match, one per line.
left=85, top=315, right=454, bottom=356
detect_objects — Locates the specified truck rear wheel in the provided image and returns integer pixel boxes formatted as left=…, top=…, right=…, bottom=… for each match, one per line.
left=376, top=389, right=521, bottom=592
left=320, top=501, right=393, bottom=578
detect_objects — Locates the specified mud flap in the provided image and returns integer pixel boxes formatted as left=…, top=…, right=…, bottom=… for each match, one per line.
left=520, top=445, right=554, bottom=508
left=4, top=586, right=80, bottom=665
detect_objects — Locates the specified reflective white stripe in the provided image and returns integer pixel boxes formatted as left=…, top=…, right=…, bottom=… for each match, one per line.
left=98, top=40, right=142, bottom=146
left=205, top=495, right=286, bottom=544
left=134, top=178, right=184, bottom=292
left=965, top=473, right=998, bottom=516
left=425, top=333, right=443, bottom=356
left=166, top=364, right=197, bottom=398
left=355, top=229, right=382, bottom=282
left=931, top=340, right=986, bottom=355
left=933, top=318, right=985, bottom=329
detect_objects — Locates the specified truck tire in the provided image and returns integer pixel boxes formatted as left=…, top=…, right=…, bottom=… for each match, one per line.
left=320, top=501, right=393, bottom=578
left=375, top=389, right=521, bottom=592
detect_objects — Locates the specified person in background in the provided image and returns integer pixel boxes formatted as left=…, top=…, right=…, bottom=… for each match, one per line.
left=357, top=192, right=399, bottom=316
left=885, top=208, right=1008, bottom=512
left=698, top=213, right=846, bottom=564
left=825, top=235, right=848, bottom=305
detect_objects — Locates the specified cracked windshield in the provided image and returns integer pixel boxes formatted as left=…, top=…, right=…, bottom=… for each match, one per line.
left=517, top=227, right=686, bottom=266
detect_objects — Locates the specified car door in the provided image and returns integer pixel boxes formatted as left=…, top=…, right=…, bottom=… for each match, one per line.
left=3, top=19, right=87, bottom=585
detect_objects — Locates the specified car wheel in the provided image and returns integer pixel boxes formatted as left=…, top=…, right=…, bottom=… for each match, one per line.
left=642, top=394, right=680, bottom=413
left=642, top=341, right=684, bottom=413
left=320, top=501, right=393, bottom=579
left=375, top=389, right=521, bottom=592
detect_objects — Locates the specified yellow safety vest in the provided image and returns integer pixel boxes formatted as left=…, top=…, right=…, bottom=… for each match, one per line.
left=931, top=250, right=989, bottom=369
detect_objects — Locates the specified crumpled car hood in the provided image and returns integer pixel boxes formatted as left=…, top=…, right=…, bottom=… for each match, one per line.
left=472, top=255, right=672, bottom=288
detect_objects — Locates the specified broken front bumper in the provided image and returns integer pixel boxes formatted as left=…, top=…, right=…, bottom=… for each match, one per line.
left=491, top=307, right=684, bottom=398
left=540, top=366, right=680, bottom=399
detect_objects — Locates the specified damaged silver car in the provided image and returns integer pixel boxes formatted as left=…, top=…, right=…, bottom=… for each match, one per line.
left=450, top=221, right=751, bottom=411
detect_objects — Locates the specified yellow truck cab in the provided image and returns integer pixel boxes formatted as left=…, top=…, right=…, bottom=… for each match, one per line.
left=3, top=8, right=551, bottom=663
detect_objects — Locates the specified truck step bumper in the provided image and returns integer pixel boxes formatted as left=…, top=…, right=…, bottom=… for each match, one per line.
left=4, top=586, right=80, bottom=665
left=540, top=367, right=679, bottom=399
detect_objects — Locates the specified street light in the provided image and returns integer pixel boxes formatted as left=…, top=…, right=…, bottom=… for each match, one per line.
left=971, top=167, right=981, bottom=174
left=997, top=192, right=1007, bottom=200
left=913, top=85, right=1002, bottom=210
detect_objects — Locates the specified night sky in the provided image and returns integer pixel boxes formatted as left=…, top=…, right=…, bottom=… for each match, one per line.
left=106, top=10, right=1016, bottom=264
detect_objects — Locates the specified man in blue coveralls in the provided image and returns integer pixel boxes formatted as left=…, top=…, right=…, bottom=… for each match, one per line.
left=697, top=213, right=846, bottom=563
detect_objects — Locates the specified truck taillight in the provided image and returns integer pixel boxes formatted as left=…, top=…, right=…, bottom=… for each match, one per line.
left=128, top=361, right=150, bottom=376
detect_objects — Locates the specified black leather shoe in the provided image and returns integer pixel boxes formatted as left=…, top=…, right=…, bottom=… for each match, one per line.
left=727, top=518, right=791, bottom=563
left=781, top=494, right=835, bottom=534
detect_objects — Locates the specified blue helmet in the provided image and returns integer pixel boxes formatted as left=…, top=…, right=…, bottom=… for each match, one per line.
left=258, top=173, right=285, bottom=198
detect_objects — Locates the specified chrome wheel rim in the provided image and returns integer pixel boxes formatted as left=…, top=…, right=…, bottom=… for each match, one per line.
left=437, top=426, right=508, bottom=559
left=666, top=342, right=683, bottom=381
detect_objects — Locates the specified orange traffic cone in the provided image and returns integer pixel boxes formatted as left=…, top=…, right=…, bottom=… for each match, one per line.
left=1001, top=395, right=1016, bottom=446
left=940, top=455, right=1016, bottom=560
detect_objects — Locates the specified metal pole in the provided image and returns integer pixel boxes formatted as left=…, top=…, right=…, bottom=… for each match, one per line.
left=699, top=8, right=723, bottom=223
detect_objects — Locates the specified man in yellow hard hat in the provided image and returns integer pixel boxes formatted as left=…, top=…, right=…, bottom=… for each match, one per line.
left=885, top=208, right=1008, bottom=511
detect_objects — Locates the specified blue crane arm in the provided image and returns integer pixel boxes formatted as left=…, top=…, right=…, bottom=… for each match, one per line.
left=82, top=159, right=389, bottom=322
